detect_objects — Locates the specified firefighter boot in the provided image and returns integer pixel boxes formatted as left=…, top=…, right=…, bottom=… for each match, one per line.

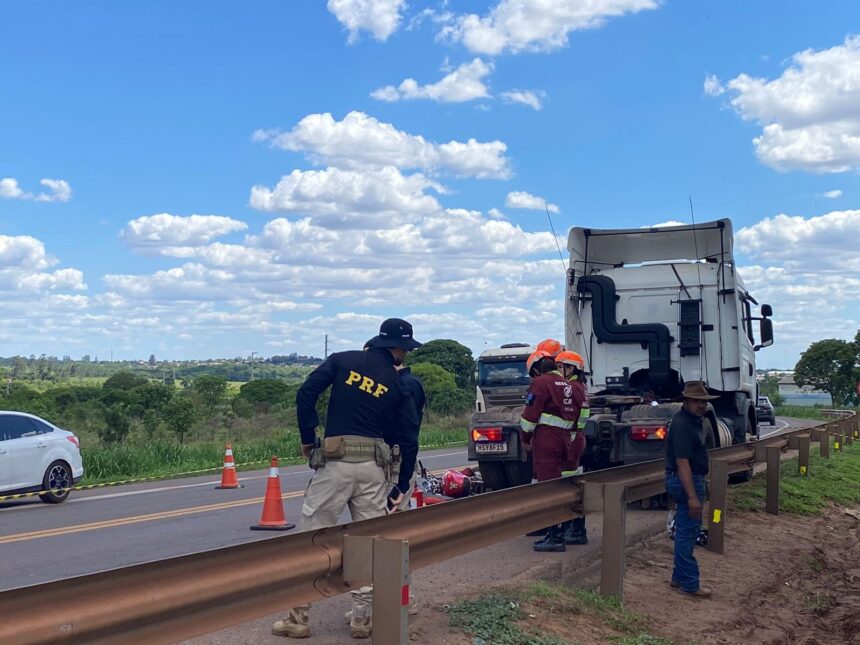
left=272, top=606, right=310, bottom=638
left=533, top=524, right=566, bottom=552
left=349, top=587, right=372, bottom=638
left=562, top=517, right=588, bottom=545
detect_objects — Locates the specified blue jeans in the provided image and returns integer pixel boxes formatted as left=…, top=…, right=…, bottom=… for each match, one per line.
left=666, top=471, right=706, bottom=593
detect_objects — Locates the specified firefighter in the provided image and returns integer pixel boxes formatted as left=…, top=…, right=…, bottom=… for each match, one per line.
left=520, top=350, right=585, bottom=552
left=535, top=338, right=563, bottom=357
left=271, top=318, right=421, bottom=640
left=555, top=350, right=590, bottom=545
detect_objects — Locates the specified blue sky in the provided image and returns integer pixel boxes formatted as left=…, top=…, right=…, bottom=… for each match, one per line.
left=1, top=1, right=858, bottom=368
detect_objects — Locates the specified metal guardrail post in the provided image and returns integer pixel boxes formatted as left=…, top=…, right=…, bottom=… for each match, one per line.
left=765, top=447, right=781, bottom=515
left=372, top=537, right=410, bottom=645
left=835, top=430, right=843, bottom=452
left=707, top=460, right=728, bottom=555
left=797, top=435, right=810, bottom=476
left=819, top=428, right=830, bottom=459
left=599, top=482, right=627, bottom=601
left=853, top=416, right=859, bottom=440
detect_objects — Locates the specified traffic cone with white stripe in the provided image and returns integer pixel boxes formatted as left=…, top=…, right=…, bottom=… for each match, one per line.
left=250, top=456, right=295, bottom=531
left=215, top=442, right=243, bottom=489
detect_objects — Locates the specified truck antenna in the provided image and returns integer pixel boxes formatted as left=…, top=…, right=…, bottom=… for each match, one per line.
left=545, top=203, right=567, bottom=273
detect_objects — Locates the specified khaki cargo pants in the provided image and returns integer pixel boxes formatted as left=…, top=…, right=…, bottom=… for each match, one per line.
left=298, top=441, right=389, bottom=622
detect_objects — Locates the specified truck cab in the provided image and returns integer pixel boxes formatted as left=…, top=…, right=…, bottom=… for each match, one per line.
left=566, top=219, right=774, bottom=468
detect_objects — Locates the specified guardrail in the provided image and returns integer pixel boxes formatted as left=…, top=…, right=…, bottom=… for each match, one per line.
left=0, top=411, right=856, bottom=645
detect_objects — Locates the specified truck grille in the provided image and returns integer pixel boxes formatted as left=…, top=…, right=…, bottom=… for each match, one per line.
left=486, top=393, right=528, bottom=407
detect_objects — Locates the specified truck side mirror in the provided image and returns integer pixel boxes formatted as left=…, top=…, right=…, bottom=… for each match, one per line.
left=761, top=303, right=773, bottom=317
left=755, top=318, right=774, bottom=351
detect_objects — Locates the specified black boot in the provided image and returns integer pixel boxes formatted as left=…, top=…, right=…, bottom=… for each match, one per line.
left=533, top=525, right=566, bottom=552
left=527, top=526, right=550, bottom=538
left=563, top=517, right=588, bottom=545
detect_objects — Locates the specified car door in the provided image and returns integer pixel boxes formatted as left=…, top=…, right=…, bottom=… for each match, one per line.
left=0, top=420, right=13, bottom=490
left=0, top=415, right=43, bottom=489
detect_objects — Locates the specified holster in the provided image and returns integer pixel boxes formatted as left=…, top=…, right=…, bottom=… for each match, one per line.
left=309, top=437, right=325, bottom=470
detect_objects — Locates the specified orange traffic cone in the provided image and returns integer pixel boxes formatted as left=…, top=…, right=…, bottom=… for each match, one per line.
left=250, top=456, right=295, bottom=531
left=215, top=442, right=243, bottom=489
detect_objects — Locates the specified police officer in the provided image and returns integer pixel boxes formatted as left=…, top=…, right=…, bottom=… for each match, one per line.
left=555, top=350, right=590, bottom=545
left=271, top=318, right=421, bottom=640
left=520, top=350, right=586, bottom=552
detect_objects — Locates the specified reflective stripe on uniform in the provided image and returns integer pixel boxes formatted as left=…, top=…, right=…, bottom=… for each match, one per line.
left=538, top=413, right=574, bottom=430
left=577, top=407, right=590, bottom=430
left=520, top=417, right=537, bottom=432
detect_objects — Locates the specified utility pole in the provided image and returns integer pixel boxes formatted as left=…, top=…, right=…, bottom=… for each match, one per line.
left=250, top=352, right=258, bottom=381
left=324, top=334, right=329, bottom=358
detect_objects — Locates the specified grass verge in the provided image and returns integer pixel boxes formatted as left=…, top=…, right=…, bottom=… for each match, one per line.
left=80, top=425, right=467, bottom=485
left=731, top=440, right=860, bottom=514
left=448, top=581, right=671, bottom=645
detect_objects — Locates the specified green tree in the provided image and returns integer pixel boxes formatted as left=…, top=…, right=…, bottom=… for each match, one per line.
left=406, top=339, right=475, bottom=389
left=163, top=396, right=197, bottom=444
left=193, top=375, right=228, bottom=412
left=795, top=338, right=857, bottom=406
left=238, top=379, right=291, bottom=412
left=409, top=363, right=471, bottom=417
left=99, top=405, right=131, bottom=444
left=103, top=371, right=149, bottom=391
left=142, top=408, right=160, bottom=438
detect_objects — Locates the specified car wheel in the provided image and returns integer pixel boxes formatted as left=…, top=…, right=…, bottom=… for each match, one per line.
left=39, top=461, right=72, bottom=504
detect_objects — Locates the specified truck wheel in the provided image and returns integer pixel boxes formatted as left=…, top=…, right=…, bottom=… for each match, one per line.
left=478, top=461, right=510, bottom=490
left=728, top=416, right=754, bottom=483
left=504, top=457, right=533, bottom=487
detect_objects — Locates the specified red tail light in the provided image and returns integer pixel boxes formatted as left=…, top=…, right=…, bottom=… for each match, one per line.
left=66, top=435, right=80, bottom=450
left=471, top=427, right=504, bottom=442
left=630, top=425, right=667, bottom=441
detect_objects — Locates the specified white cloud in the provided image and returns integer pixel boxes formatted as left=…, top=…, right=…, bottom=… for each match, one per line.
left=327, top=0, right=406, bottom=42
left=736, top=210, right=860, bottom=365
left=645, top=220, right=687, bottom=228
left=0, top=177, right=72, bottom=202
left=440, top=0, right=659, bottom=55
left=0, top=178, right=26, bottom=199
left=371, top=58, right=493, bottom=103
left=0, top=235, right=55, bottom=270
left=505, top=191, right=560, bottom=213
left=34, top=179, right=72, bottom=203
left=249, top=166, right=445, bottom=227
left=500, top=89, right=546, bottom=110
left=818, top=189, right=843, bottom=199
left=122, top=214, right=248, bottom=254
left=254, top=111, right=511, bottom=179
left=703, top=75, right=725, bottom=96
left=711, top=36, right=860, bottom=173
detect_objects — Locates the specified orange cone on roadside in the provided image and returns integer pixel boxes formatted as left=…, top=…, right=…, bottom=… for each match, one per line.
left=250, top=456, right=295, bottom=531
left=215, top=442, right=243, bottom=489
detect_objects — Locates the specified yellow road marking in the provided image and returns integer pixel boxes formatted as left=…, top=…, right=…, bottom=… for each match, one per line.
left=0, top=464, right=470, bottom=545
left=0, top=492, right=304, bottom=545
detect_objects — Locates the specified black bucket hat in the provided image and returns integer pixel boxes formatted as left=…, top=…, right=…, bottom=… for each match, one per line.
left=365, top=318, right=422, bottom=351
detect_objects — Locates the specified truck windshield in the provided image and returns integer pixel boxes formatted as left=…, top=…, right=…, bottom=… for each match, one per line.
left=479, top=360, right=529, bottom=387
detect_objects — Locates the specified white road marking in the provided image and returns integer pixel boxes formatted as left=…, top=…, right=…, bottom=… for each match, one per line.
left=0, top=449, right=469, bottom=511
left=759, top=419, right=790, bottom=439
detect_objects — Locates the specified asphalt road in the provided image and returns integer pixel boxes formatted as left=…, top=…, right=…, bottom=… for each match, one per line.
left=0, top=446, right=472, bottom=592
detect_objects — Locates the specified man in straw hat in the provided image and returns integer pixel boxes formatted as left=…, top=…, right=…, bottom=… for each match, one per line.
left=665, top=381, right=717, bottom=598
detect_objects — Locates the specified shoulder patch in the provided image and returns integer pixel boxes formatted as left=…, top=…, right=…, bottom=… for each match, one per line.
left=525, top=392, right=535, bottom=406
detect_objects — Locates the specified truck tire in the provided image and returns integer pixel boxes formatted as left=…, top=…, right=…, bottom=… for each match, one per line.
left=504, top=457, right=533, bottom=487
left=728, top=416, right=754, bottom=483
left=478, top=461, right=509, bottom=490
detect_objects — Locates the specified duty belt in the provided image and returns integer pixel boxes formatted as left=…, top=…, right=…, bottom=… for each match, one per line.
left=339, top=436, right=384, bottom=463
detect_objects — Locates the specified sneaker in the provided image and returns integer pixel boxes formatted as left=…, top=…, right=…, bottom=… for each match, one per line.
left=533, top=534, right=566, bottom=552
left=677, top=586, right=712, bottom=598
left=272, top=608, right=310, bottom=638
left=350, top=616, right=372, bottom=639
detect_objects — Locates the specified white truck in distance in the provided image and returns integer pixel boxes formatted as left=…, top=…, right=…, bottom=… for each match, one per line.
left=467, top=218, right=774, bottom=489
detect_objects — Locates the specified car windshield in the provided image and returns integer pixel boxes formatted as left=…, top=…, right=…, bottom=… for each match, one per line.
left=479, top=360, right=529, bottom=387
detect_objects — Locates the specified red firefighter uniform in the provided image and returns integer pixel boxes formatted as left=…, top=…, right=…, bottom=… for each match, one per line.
left=520, top=370, right=586, bottom=481
left=565, top=378, right=588, bottom=472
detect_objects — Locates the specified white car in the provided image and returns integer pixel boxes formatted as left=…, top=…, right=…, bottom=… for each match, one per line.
left=0, top=411, right=84, bottom=503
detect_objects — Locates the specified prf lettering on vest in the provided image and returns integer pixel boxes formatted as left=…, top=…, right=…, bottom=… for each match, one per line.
left=345, top=371, right=389, bottom=398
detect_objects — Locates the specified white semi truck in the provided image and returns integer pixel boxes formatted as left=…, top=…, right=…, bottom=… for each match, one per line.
left=467, top=218, right=774, bottom=489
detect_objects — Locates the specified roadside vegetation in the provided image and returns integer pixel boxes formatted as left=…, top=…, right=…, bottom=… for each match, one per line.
left=732, top=440, right=860, bottom=514
left=0, top=340, right=476, bottom=484
left=448, top=581, right=671, bottom=645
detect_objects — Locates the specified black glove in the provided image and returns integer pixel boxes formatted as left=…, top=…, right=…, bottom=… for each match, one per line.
left=387, top=484, right=404, bottom=511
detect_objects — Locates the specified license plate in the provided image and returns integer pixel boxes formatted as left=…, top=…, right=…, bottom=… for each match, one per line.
left=475, top=442, right=508, bottom=454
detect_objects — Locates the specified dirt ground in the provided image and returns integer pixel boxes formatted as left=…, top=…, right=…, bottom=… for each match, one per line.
left=410, top=504, right=860, bottom=644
